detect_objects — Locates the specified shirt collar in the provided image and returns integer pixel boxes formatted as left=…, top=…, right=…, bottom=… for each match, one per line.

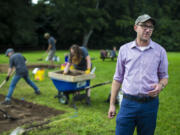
left=130, top=39, right=155, bottom=49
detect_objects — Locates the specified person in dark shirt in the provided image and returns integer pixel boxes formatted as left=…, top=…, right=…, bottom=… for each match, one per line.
left=44, top=33, right=56, bottom=66
left=64, top=44, right=91, bottom=73
left=110, top=46, right=117, bottom=61
left=0, top=48, right=41, bottom=105
left=63, top=44, right=92, bottom=105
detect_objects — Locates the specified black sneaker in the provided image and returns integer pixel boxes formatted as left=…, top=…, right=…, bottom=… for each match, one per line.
left=35, top=91, right=41, bottom=95
left=0, top=100, right=11, bottom=105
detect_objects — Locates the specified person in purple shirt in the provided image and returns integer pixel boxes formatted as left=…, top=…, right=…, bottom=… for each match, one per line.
left=108, top=14, right=168, bottom=135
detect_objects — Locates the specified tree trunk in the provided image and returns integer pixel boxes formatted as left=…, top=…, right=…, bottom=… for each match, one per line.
left=82, top=0, right=99, bottom=48
left=82, top=30, right=93, bottom=48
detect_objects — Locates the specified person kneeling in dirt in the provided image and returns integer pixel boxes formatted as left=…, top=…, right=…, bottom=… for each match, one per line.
left=0, top=48, right=41, bottom=105
left=63, top=44, right=92, bottom=105
left=100, top=50, right=108, bottom=61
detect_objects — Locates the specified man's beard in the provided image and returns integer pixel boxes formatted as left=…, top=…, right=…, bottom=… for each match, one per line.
left=140, top=37, right=148, bottom=42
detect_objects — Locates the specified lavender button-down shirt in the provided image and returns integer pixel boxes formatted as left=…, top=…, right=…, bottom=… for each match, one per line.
left=114, top=39, right=168, bottom=95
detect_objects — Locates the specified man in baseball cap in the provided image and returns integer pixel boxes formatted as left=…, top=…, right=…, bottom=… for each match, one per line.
left=5, top=48, right=14, bottom=56
left=108, top=14, right=168, bottom=135
left=1, top=48, right=41, bottom=105
left=135, top=14, right=156, bottom=25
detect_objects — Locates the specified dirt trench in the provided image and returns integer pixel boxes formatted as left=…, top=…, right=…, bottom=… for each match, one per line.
left=0, top=94, right=64, bottom=134
left=0, top=64, right=60, bottom=73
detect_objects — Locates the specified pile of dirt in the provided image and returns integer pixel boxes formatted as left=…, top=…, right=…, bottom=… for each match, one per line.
left=57, top=70, right=83, bottom=76
left=0, top=94, right=64, bottom=134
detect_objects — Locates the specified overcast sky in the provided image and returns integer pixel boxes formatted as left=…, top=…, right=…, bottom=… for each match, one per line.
left=32, top=0, right=38, bottom=4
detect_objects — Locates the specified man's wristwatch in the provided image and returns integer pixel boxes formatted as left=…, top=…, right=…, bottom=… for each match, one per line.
left=159, top=83, right=165, bottom=89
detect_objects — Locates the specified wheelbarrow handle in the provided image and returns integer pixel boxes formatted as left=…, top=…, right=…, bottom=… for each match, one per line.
left=85, top=81, right=112, bottom=90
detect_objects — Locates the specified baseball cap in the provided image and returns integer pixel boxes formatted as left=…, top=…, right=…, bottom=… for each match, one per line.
left=135, top=14, right=156, bottom=25
left=5, top=48, right=14, bottom=56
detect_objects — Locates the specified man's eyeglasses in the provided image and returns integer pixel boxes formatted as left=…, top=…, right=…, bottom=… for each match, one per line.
left=137, top=24, right=154, bottom=30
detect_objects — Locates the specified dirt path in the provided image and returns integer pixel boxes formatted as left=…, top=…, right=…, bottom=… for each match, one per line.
left=0, top=94, right=64, bottom=134
left=0, top=64, right=60, bottom=73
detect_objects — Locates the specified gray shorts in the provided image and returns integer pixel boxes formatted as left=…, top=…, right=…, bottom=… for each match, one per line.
left=48, top=50, right=55, bottom=61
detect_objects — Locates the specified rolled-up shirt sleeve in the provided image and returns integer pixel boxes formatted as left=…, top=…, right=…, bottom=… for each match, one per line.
left=158, top=48, right=169, bottom=79
left=113, top=47, right=125, bottom=83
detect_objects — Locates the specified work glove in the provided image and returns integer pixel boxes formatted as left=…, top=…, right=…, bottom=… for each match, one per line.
left=85, top=69, right=91, bottom=74
left=6, top=76, right=10, bottom=82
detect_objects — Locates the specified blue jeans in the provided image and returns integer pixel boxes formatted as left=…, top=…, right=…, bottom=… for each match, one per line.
left=116, top=97, right=159, bottom=135
left=6, top=74, right=39, bottom=101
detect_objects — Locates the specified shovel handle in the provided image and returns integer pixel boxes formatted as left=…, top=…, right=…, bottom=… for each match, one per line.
left=0, top=80, right=6, bottom=88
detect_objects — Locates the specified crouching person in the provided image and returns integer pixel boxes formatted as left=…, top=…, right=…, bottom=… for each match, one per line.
left=64, top=44, right=92, bottom=105
left=0, top=48, right=41, bottom=105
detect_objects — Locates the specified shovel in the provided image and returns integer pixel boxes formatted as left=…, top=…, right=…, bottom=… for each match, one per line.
left=0, top=109, right=17, bottom=121
left=0, top=70, right=15, bottom=89
left=0, top=80, right=6, bottom=88
left=10, top=114, right=77, bottom=135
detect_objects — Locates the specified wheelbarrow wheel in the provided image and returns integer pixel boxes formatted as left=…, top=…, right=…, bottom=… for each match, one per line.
left=59, top=94, right=68, bottom=104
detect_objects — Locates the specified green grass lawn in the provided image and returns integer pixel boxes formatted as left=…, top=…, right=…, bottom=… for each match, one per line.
left=0, top=51, right=180, bottom=135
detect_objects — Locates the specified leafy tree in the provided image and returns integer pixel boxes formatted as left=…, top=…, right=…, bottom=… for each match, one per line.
left=0, top=0, right=179, bottom=51
left=0, top=0, right=37, bottom=51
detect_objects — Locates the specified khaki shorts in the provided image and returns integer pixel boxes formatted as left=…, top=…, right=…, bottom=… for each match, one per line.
left=48, top=50, right=55, bottom=61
